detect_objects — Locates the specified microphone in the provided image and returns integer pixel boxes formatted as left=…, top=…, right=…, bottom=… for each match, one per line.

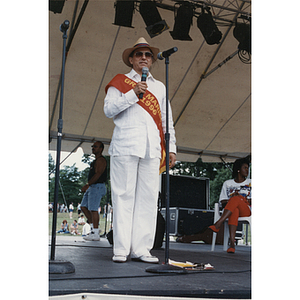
left=60, top=20, right=70, bottom=33
left=139, top=67, right=149, bottom=99
left=157, top=47, right=178, bottom=60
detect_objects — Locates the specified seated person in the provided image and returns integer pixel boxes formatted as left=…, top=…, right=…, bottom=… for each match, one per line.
left=209, top=157, right=251, bottom=253
left=57, top=220, right=70, bottom=234
left=82, top=220, right=91, bottom=237
left=70, top=220, right=80, bottom=235
left=78, top=214, right=86, bottom=225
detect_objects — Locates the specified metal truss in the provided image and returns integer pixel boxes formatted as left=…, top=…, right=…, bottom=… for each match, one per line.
left=156, top=0, right=251, bottom=25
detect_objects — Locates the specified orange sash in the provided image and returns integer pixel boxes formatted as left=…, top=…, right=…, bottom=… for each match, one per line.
left=105, top=74, right=166, bottom=174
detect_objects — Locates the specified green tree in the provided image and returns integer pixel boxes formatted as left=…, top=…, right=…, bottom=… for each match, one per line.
left=49, top=153, right=111, bottom=210
left=49, top=164, right=83, bottom=206
left=49, top=152, right=236, bottom=211
left=172, top=158, right=222, bottom=180
left=49, top=153, right=55, bottom=176
left=81, top=153, right=94, bottom=165
left=209, top=167, right=232, bottom=208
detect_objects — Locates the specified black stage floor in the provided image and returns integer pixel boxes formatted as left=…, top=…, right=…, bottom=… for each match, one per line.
left=49, top=236, right=251, bottom=299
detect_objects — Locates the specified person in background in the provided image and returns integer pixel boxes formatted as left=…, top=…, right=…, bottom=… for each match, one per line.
left=70, top=220, right=80, bottom=235
left=80, top=141, right=107, bottom=241
left=57, top=220, right=70, bottom=234
left=78, top=214, right=86, bottom=225
left=103, top=204, right=107, bottom=218
left=77, top=203, right=81, bottom=216
left=82, top=220, right=91, bottom=237
left=107, top=203, right=112, bottom=223
left=104, top=37, right=176, bottom=263
left=209, top=157, right=251, bottom=253
left=69, top=202, right=74, bottom=219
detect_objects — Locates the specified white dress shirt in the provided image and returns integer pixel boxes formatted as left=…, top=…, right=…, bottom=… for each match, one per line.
left=104, top=69, right=176, bottom=159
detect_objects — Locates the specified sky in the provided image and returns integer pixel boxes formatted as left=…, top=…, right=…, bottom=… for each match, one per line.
left=49, top=147, right=89, bottom=172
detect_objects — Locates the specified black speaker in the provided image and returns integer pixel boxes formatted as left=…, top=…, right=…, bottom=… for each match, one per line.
left=178, top=208, right=213, bottom=235
left=161, top=174, right=209, bottom=209
left=160, top=207, right=214, bottom=236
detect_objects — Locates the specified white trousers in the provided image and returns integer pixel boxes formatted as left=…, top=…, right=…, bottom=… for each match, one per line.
left=110, top=155, right=160, bottom=257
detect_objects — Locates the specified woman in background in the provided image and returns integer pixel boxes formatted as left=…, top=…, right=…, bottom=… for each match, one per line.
left=209, top=157, right=251, bottom=253
left=57, top=220, right=70, bottom=234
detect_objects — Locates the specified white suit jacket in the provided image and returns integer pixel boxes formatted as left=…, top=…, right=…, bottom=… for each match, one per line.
left=104, top=69, right=176, bottom=159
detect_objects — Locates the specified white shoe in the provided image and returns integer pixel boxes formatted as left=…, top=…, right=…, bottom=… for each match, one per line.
left=83, top=231, right=100, bottom=241
left=131, top=255, right=159, bottom=264
left=112, top=255, right=127, bottom=263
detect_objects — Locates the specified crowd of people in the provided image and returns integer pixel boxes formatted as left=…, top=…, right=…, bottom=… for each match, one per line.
left=50, top=204, right=113, bottom=236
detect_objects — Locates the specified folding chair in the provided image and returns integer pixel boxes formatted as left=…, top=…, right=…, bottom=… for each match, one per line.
left=211, top=202, right=251, bottom=251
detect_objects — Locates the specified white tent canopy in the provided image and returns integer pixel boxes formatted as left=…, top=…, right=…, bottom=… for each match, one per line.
left=49, top=0, right=251, bottom=163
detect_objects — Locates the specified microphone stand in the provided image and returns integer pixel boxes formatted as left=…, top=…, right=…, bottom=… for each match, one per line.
left=146, top=53, right=185, bottom=274
left=49, top=20, right=75, bottom=274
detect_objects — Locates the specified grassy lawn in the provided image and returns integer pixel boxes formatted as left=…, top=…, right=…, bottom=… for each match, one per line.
left=49, top=212, right=251, bottom=245
left=48, top=212, right=112, bottom=236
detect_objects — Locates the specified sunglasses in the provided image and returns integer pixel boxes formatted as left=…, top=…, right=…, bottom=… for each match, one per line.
left=134, top=51, right=153, bottom=58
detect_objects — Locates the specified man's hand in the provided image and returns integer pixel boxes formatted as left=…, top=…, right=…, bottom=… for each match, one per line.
left=169, top=152, right=176, bottom=168
left=133, top=82, right=148, bottom=96
left=81, top=184, right=89, bottom=193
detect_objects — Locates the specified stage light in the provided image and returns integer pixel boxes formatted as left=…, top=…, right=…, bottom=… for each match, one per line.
left=197, top=6, right=222, bottom=45
left=49, top=0, right=65, bottom=14
left=233, top=22, right=251, bottom=53
left=233, top=18, right=251, bottom=63
left=170, top=1, right=194, bottom=41
left=139, top=0, right=169, bottom=38
left=113, top=0, right=135, bottom=28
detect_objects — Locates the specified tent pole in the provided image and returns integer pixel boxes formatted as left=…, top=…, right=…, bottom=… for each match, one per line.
left=49, top=20, right=75, bottom=274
